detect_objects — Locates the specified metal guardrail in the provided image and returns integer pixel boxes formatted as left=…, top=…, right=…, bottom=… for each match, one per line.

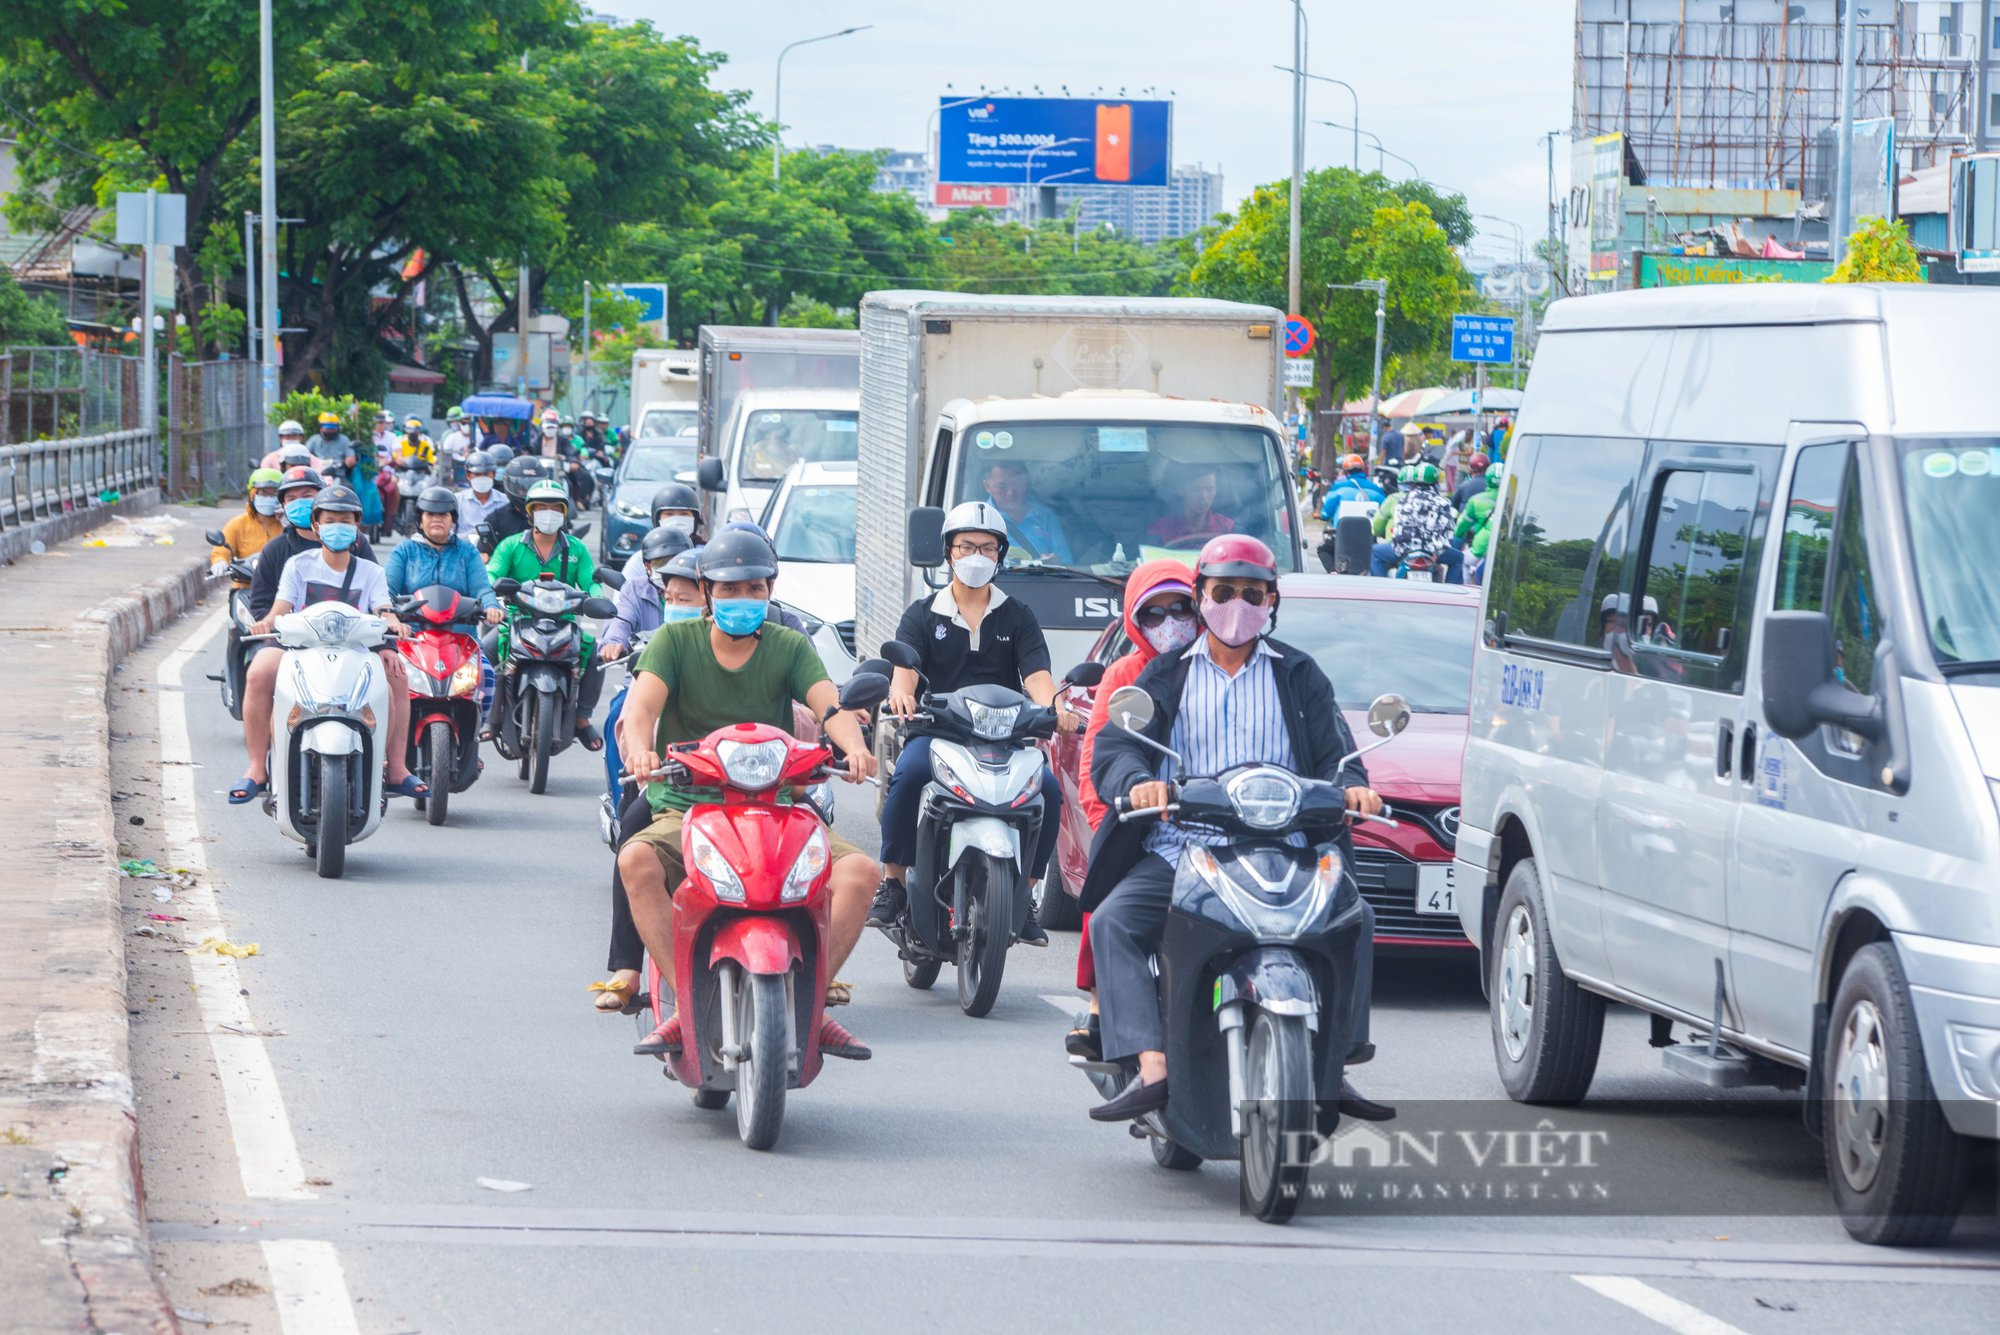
left=0, top=429, right=155, bottom=534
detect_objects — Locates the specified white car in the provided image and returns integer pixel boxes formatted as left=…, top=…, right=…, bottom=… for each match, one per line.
left=762, top=460, right=858, bottom=683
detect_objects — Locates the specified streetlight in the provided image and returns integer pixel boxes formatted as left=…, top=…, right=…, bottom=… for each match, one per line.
left=1476, top=214, right=1526, bottom=264
left=1327, top=279, right=1388, bottom=460
left=1283, top=1, right=1306, bottom=322
left=927, top=94, right=986, bottom=203
left=1316, top=121, right=1421, bottom=180
left=773, top=25, right=873, bottom=183
left=1273, top=64, right=1357, bottom=170
left=257, top=0, right=279, bottom=411
left=1024, top=137, right=1086, bottom=248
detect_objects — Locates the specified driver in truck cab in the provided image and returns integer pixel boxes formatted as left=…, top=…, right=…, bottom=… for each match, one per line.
left=979, top=457, right=1074, bottom=564
left=1144, top=462, right=1235, bottom=548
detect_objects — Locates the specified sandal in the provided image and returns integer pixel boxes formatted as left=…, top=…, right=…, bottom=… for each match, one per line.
left=575, top=720, right=603, bottom=752
left=825, top=980, right=853, bottom=1008
left=634, top=1013, right=682, bottom=1057
left=817, top=1015, right=871, bottom=1060
left=589, top=974, right=642, bottom=1014
left=1065, top=1012, right=1102, bottom=1062
left=384, top=774, right=430, bottom=800
left=228, top=775, right=269, bottom=805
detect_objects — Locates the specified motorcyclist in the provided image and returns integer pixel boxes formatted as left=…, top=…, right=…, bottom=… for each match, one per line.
left=577, top=411, right=613, bottom=465
left=385, top=486, right=503, bottom=625
left=439, top=407, right=474, bottom=486
left=479, top=453, right=557, bottom=554
left=311, top=411, right=356, bottom=481
left=246, top=466, right=382, bottom=620
left=455, top=450, right=508, bottom=537
left=259, top=419, right=310, bottom=470
left=369, top=410, right=397, bottom=468
left=1370, top=464, right=1414, bottom=544
left=1451, top=452, right=1491, bottom=511
left=532, top=408, right=597, bottom=508
left=615, top=482, right=706, bottom=586
left=864, top=501, right=1079, bottom=945
left=231, top=484, right=423, bottom=805
left=1454, top=460, right=1503, bottom=579
left=485, top=478, right=608, bottom=749
left=211, top=467, right=287, bottom=586
left=1080, top=533, right=1391, bottom=1123
left=1318, top=453, right=1385, bottom=522
left=616, top=529, right=878, bottom=1059
left=393, top=416, right=437, bottom=471
left=1370, top=462, right=1463, bottom=583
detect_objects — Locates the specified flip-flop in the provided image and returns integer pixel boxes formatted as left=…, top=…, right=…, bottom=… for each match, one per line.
left=384, top=774, right=430, bottom=800
left=825, top=980, right=853, bottom=1008
left=575, top=721, right=603, bottom=752
left=589, top=976, right=642, bottom=1014
left=228, top=776, right=269, bottom=805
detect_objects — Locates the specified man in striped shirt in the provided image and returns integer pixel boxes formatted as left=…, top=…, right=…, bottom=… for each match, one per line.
left=1078, top=534, right=1393, bottom=1124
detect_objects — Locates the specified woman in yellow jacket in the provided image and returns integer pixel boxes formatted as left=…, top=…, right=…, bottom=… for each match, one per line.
left=210, top=467, right=287, bottom=588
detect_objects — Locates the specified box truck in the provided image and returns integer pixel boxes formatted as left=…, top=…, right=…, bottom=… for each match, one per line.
left=629, top=348, right=699, bottom=440
left=690, top=327, right=860, bottom=524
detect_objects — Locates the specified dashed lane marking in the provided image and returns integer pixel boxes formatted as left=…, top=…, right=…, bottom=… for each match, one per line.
left=1572, top=1275, right=1752, bottom=1335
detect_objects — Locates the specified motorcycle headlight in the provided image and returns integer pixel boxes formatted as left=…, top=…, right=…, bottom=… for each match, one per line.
left=529, top=586, right=568, bottom=614
left=717, top=737, right=789, bottom=791
left=1186, top=843, right=1338, bottom=940
left=687, top=824, right=746, bottom=903
left=448, top=660, right=480, bottom=697
left=966, top=701, right=1020, bottom=741
left=1225, top=768, right=1301, bottom=830
left=313, top=610, right=356, bottom=645
left=613, top=499, right=649, bottom=519
left=782, top=825, right=830, bottom=903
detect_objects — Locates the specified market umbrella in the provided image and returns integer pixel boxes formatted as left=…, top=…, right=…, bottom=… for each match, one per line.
left=461, top=393, right=534, bottom=421
left=1424, top=387, right=1524, bottom=416
left=1377, top=386, right=1450, bottom=419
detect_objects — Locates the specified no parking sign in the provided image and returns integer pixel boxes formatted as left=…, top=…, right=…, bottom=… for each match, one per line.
left=1284, top=315, right=1315, bottom=357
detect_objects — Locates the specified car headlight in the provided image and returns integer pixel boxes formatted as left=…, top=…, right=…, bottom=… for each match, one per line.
left=966, top=701, right=1020, bottom=740
left=686, top=824, right=745, bottom=902
left=782, top=825, right=830, bottom=903
left=1226, top=768, right=1301, bottom=830
left=613, top=499, right=649, bottom=519
left=717, top=737, right=789, bottom=791
left=448, top=659, right=480, bottom=697
left=1186, top=843, right=1337, bottom=940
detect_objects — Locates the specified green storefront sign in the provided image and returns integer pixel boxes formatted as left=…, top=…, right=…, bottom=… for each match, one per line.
left=1637, top=252, right=1928, bottom=287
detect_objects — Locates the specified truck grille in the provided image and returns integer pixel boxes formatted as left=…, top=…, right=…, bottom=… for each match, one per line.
left=1351, top=846, right=1466, bottom=945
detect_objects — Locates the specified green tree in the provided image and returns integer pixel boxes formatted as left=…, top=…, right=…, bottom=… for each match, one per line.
left=1826, top=216, right=1925, bottom=283
left=0, top=268, right=71, bottom=349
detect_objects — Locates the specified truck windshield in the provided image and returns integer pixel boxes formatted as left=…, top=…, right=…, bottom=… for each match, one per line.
left=618, top=442, right=697, bottom=483
left=738, top=409, right=859, bottom=482
left=949, top=420, right=1298, bottom=571
left=771, top=484, right=857, bottom=564
left=637, top=405, right=696, bottom=439
left=1900, top=439, right=2000, bottom=669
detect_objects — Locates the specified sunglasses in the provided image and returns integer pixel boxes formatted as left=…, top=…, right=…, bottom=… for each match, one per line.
left=1205, top=583, right=1271, bottom=607
left=1133, top=597, right=1196, bottom=628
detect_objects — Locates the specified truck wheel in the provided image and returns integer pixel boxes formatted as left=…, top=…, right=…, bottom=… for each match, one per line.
left=1490, top=857, right=1602, bottom=1104
left=1824, top=942, right=1968, bottom=1246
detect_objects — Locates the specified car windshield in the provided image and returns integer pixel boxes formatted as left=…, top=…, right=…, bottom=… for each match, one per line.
left=737, top=409, right=859, bottom=482
left=636, top=406, right=696, bottom=439
left=771, top=484, right=857, bottom=564
left=619, top=442, right=697, bottom=484
left=948, top=420, right=1299, bottom=573
left=1899, top=438, right=2000, bottom=668
left=1279, top=597, right=1477, bottom=714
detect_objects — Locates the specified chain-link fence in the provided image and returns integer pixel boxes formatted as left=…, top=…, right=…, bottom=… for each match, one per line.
left=0, top=346, right=136, bottom=446
left=165, top=356, right=264, bottom=500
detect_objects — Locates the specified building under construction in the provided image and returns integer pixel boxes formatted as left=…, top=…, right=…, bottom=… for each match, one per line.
left=1574, top=1, right=1995, bottom=194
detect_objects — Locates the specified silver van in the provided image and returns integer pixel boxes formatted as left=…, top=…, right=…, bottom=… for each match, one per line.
left=1454, top=284, right=2000, bottom=1245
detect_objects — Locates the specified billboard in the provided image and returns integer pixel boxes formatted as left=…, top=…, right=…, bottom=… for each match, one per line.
left=938, top=97, right=1171, bottom=188
left=934, top=182, right=1015, bottom=209
left=1953, top=153, right=2000, bottom=274
left=1589, top=133, right=1625, bottom=281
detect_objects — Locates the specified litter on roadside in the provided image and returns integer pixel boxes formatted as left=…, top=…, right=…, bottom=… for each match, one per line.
left=476, top=1177, right=533, bottom=1193
left=194, top=936, right=259, bottom=959
left=82, top=513, right=183, bottom=548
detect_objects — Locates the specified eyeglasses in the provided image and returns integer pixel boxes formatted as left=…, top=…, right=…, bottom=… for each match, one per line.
left=950, top=541, right=1001, bottom=559
left=1205, top=583, right=1270, bottom=607
left=1133, top=597, right=1196, bottom=628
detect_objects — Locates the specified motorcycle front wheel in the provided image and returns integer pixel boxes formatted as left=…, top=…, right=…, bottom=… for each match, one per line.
left=425, top=720, right=452, bottom=826
left=1239, top=1009, right=1313, bottom=1223
left=735, top=972, right=789, bottom=1151
left=955, top=855, right=1011, bottom=1018
left=529, top=690, right=556, bottom=794
left=314, top=754, right=348, bottom=880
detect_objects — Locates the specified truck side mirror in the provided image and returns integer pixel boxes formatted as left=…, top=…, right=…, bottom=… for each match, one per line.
left=908, top=506, right=946, bottom=567
left=697, top=457, right=725, bottom=493
left=1761, top=611, right=1884, bottom=742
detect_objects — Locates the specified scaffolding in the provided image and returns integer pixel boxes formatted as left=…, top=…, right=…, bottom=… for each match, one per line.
left=1575, top=1, right=1987, bottom=195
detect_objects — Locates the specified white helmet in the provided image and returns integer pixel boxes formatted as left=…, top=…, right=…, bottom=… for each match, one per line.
left=942, top=500, right=1010, bottom=560
left=277, top=419, right=304, bottom=436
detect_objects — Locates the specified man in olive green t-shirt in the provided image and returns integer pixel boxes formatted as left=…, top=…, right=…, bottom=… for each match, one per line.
left=616, top=530, right=878, bottom=1060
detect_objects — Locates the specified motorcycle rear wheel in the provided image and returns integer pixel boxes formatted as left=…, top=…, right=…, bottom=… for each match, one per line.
left=314, top=755, right=348, bottom=880
left=529, top=691, right=554, bottom=794
left=425, top=720, right=452, bottom=826
left=1151, top=1133, right=1203, bottom=1171
left=955, top=856, right=1011, bottom=1018
left=735, top=972, right=790, bottom=1151
left=1239, top=1009, right=1313, bottom=1223
left=691, top=1088, right=730, bottom=1111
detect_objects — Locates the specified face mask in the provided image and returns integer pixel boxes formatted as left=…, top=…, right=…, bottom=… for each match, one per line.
left=662, top=604, right=703, bottom=624
left=252, top=494, right=280, bottom=516
left=1142, top=616, right=1200, bottom=656
left=319, top=522, right=358, bottom=552
left=1200, top=594, right=1270, bottom=648
left=659, top=515, right=695, bottom=536
left=542, top=425, right=558, bottom=439
left=470, top=475, right=494, bottom=495
left=284, top=498, right=316, bottom=528
left=710, top=598, right=768, bottom=637
left=531, top=510, right=564, bottom=535
left=953, top=554, right=997, bottom=589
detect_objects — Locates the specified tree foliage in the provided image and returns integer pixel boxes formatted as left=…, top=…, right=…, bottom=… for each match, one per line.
left=1826, top=216, right=1924, bottom=284
left=0, top=268, right=71, bottom=349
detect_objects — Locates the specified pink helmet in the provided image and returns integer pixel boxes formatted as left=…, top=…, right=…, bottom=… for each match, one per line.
left=1195, top=533, right=1279, bottom=584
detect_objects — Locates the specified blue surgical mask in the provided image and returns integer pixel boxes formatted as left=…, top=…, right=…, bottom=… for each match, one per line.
left=284, top=498, right=315, bottom=528
left=662, top=604, right=702, bottom=624
left=319, top=522, right=358, bottom=552
left=252, top=494, right=280, bottom=516
left=710, top=598, right=768, bottom=637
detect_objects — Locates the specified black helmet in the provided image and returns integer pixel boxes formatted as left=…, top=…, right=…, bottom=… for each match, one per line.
left=487, top=442, right=515, bottom=468
left=661, top=546, right=703, bottom=584
left=312, top=483, right=364, bottom=516
left=639, top=525, right=693, bottom=564
left=416, top=485, right=458, bottom=514
left=501, top=453, right=555, bottom=502
left=697, top=528, right=778, bottom=583
left=649, top=482, right=700, bottom=518
left=464, top=449, right=496, bottom=475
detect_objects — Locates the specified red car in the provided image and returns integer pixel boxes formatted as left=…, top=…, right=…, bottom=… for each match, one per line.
left=1045, top=573, right=1480, bottom=949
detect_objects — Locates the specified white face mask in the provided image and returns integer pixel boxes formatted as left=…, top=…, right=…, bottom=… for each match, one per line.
left=470, top=475, right=494, bottom=495
left=953, top=553, right=997, bottom=589
left=542, top=424, right=559, bottom=438
left=660, top=515, right=695, bottom=536
left=532, top=510, right=564, bottom=535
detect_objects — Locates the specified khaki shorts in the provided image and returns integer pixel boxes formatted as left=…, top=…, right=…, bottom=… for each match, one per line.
left=628, top=805, right=865, bottom=892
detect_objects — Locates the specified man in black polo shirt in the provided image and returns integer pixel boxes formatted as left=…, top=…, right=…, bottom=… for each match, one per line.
left=867, top=501, right=1078, bottom=943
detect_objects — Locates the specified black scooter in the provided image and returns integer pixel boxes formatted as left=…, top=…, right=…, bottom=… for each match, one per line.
left=1077, top=684, right=1411, bottom=1223
left=488, top=570, right=619, bottom=794
left=203, top=527, right=259, bottom=721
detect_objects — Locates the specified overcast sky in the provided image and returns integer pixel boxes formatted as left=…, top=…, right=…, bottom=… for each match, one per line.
left=622, top=0, right=1574, bottom=264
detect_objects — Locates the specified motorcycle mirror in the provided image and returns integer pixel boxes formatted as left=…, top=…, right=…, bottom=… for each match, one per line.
left=878, top=640, right=921, bottom=671
left=1064, top=660, right=1106, bottom=689
left=852, top=656, right=893, bottom=682
left=580, top=596, right=618, bottom=620
left=839, top=670, right=891, bottom=713
left=204, top=528, right=227, bottom=547
left=571, top=520, right=593, bottom=539
left=595, top=567, right=627, bottom=591
left=493, top=577, right=521, bottom=597
left=1367, top=693, right=1413, bottom=738
left=697, top=456, right=725, bottom=493
left=1107, top=685, right=1155, bottom=733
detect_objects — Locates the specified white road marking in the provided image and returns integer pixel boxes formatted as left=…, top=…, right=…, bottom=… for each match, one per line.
left=161, top=609, right=360, bottom=1331
left=1041, top=993, right=1083, bottom=1016
left=1572, top=1275, right=1751, bottom=1335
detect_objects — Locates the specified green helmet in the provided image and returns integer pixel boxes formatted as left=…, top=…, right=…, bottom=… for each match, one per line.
left=1486, top=461, right=1505, bottom=487
left=1398, top=464, right=1419, bottom=485
left=247, top=467, right=283, bottom=491
left=524, top=478, right=571, bottom=510
left=1410, top=462, right=1441, bottom=486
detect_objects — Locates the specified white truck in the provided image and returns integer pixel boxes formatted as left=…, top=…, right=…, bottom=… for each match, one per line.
left=629, top=348, right=699, bottom=440
left=689, top=326, right=860, bottom=524
left=853, top=292, right=1297, bottom=669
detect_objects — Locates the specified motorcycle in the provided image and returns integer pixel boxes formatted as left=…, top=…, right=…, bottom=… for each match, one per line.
left=1076, top=684, right=1411, bottom=1223
left=489, top=572, right=619, bottom=794
left=1393, top=546, right=1448, bottom=583
left=244, top=601, right=394, bottom=879
left=635, top=666, right=892, bottom=1150
left=393, top=459, right=437, bottom=535
left=874, top=641, right=1103, bottom=1017
left=202, top=528, right=259, bottom=720
left=394, top=584, right=486, bottom=827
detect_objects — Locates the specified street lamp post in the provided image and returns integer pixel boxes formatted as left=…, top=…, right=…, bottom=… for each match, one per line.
left=257, top=0, right=279, bottom=411
left=1316, top=121, right=1420, bottom=180
left=1286, top=1, right=1305, bottom=322
left=927, top=94, right=986, bottom=202
left=1830, top=0, right=1859, bottom=265
left=1476, top=214, right=1526, bottom=265
left=1328, top=279, right=1388, bottom=460
left=1023, top=138, right=1085, bottom=249
left=1274, top=65, right=1358, bottom=169
left=773, top=25, right=873, bottom=183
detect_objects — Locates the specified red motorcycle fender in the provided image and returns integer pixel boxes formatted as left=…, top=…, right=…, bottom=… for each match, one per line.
left=708, top=916, right=802, bottom=976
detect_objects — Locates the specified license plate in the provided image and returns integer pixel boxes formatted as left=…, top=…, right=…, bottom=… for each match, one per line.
left=1416, top=864, right=1457, bottom=916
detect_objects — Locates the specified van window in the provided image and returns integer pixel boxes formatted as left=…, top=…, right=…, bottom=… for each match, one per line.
left=1775, top=443, right=1880, bottom=699
left=1632, top=466, right=1759, bottom=691
left=1487, top=435, right=1642, bottom=652
left=1899, top=438, right=2000, bottom=674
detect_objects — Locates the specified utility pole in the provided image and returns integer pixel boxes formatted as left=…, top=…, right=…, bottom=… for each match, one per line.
left=581, top=280, right=592, bottom=418
left=242, top=213, right=257, bottom=363
left=1327, top=278, right=1387, bottom=460
left=1831, top=0, right=1860, bottom=266
left=1979, top=1, right=1994, bottom=153
left=517, top=254, right=531, bottom=400
left=141, top=188, right=156, bottom=435
left=1542, top=130, right=1561, bottom=269
left=257, top=0, right=279, bottom=411
left=1287, top=1, right=1305, bottom=320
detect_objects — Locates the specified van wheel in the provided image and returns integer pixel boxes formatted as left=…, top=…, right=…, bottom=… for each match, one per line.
left=1490, top=857, right=1602, bottom=1104
left=1823, top=943, right=1968, bottom=1246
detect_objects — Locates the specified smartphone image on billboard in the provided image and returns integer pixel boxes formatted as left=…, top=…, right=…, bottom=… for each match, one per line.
left=1095, top=104, right=1132, bottom=183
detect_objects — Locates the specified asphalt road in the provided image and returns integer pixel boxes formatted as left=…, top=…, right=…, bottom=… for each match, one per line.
left=114, top=602, right=1998, bottom=1335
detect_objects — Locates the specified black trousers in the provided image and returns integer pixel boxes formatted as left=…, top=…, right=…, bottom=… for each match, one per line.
left=607, top=785, right=652, bottom=973
left=1089, top=851, right=1375, bottom=1065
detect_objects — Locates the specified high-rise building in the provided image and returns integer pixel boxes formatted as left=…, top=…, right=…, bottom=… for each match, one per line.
left=1052, top=164, right=1226, bottom=245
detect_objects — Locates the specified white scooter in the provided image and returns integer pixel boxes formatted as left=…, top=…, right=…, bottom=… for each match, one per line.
left=251, top=601, right=393, bottom=878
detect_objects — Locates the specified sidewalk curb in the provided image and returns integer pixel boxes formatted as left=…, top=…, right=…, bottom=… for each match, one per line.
left=4, top=532, right=213, bottom=1334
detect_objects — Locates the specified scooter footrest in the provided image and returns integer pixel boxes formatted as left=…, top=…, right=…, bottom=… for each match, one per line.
left=1068, top=1057, right=1124, bottom=1076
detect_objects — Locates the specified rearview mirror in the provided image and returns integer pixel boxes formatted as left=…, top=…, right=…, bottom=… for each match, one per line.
left=697, top=457, right=725, bottom=492
left=580, top=596, right=618, bottom=620
left=493, top=578, right=521, bottom=597
left=852, top=656, right=893, bottom=681
left=907, top=506, right=946, bottom=568
left=1366, top=693, right=1412, bottom=738
left=839, top=670, right=891, bottom=713
left=595, top=568, right=626, bottom=591
left=1761, top=611, right=1884, bottom=742
left=1064, top=661, right=1107, bottom=689
left=204, top=528, right=227, bottom=547
left=878, top=639, right=921, bottom=671
left=571, top=520, right=593, bottom=539
left=1107, top=685, right=1155, bottom=733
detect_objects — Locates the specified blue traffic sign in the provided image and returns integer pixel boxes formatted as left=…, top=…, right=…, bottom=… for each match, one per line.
left=1451, top=314, right=1515, bottom=364
left=1284, top=315, right=1315, bottom=357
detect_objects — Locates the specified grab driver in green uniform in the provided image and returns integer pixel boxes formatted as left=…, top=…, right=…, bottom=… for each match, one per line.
left=484, top=478, right=608, bottom=749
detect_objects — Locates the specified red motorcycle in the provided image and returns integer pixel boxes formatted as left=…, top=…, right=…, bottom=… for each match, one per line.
left=638, top=670, right=887, bottom=1150
left=394, top=584, right=486, bottom=826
